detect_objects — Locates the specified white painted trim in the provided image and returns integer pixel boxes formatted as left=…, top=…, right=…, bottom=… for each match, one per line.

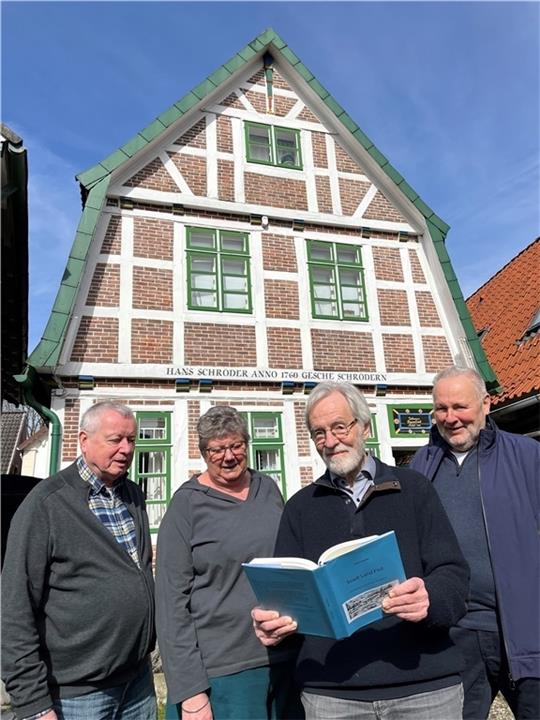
left=231, top=116, right=245, bottom=203
left=242, top=84, right=299, bottom=100
left=353, top=183, right=378, bottom=219
left=325, top=134, right=342, bottom=215
left=314, top=168, right=370, bottom=182
left=400, top=245, right=425, bottom=374
left=263, top=270, right=298, bottom=281
left=236, top=89, right=257, bottom=114
left=159, top=150, right=193, bottom=195
left=173, top=222, right=185, bottom=365
left=118, top=216, right=134, bottom=363
left=205, top=104, right=328, bottom=133
left=286, top=99, right=305, bottom=120
left=249, top=230, right=268, bottom=365
left=205, top=115, right=218, bottom=200
left=362, top=245, right=386, bottom=373
left=302, top=130, right=318, bottom=213
left=294, top=235, right=314, bottom=370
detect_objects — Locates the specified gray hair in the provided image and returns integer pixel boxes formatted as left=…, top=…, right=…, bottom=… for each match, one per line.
left=432, top=366, right=487, bottom=400
left=197, top=405, right=250, bottom=453
left=80, top=401, right=135, bottom=434
left=305, top=381, right=371, bottom=430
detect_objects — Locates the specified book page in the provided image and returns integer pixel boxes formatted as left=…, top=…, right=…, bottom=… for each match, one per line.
left=245, top=557, right=318, bottom=571
left=318, top=534, right=382, bottom=565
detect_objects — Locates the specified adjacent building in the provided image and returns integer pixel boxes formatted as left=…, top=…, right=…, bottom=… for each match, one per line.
left=21, top=29, right=496, bottom=536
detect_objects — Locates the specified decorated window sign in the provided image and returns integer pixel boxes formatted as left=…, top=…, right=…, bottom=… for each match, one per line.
left=245, top=122, right=302, bottom=169
left=387, top=405, right=434, bottom=438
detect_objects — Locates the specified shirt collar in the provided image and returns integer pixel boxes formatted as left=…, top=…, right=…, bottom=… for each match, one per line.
left=329, top=451, right=376, bottom=487
left=77, top=456, right=126, bottom=496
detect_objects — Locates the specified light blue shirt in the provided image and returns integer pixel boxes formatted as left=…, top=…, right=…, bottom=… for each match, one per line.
left=330, top=453, right=376, bottom=507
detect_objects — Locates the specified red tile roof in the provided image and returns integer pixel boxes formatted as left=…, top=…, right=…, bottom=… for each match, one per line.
left=466, top=237, right=540, bottom=406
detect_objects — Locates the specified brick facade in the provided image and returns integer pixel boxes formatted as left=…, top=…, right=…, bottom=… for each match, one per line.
left=382, top=334, right=416, bottom=372
left=262, top=234, right=297, bottom=272
left=131, top=319, right=173, bottom=363
left=132, top=267, right=173, bottom=310
left=86, top=263, right=120, bottom=307
left=133, top=217, right=174, bottom=260
left=422, top=335, right=453, bottom=372
left=101, top=215, right=122, bottom=254
left=245, top=173, right=308, bottom=211
left=71, top=317, right=119, bottom=363
left=125, top=157, right=178, bottom=192
left=264, top=279, right=300, bottom=319
left=378, top=289, right=411, bottom=326
left=62, top=398, right=80, bottom=463
left=184, top=323, right=257, bottom=365
left=311, top=329, right=376, bottom=370
left=267, top=327, right=303, bottom=368
left=416, top=291, right=442, bottom=327
left=168, top=154, right=207, bottom=196
left=372, top=247, right=404, bottom=282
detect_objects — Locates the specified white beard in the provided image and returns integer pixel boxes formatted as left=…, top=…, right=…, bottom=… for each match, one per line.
left=323, top=442, right=364, bottom=477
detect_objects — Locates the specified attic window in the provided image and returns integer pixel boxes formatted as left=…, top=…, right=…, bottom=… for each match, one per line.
left=519, top=307, right=540, bottom=342
left=245, top=122, right=302, bottom=169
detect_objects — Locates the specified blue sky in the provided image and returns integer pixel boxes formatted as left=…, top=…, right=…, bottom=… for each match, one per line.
left=2, top=1, right=539, bottom=351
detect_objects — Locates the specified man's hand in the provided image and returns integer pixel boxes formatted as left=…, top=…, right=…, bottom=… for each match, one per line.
left=26, top=712, right=57, bottom=720
left=251, top=607, right=298, bottom=646
left=382, top=577, right=429, bottom=622
left=181, top=692, right=212, bottom=720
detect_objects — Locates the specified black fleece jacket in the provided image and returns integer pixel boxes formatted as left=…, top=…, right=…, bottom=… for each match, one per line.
left=275, top=458, right=469, bottom=700
left=1, top=462, right=155, bottom=718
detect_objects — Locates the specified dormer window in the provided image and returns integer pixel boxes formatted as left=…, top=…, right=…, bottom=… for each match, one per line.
left=245, top=122, right=302, bottom=169
left=519, top=307, right=540, bottom=342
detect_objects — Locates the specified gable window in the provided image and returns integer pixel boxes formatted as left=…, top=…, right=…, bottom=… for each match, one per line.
left=307, top=240, right=368, bottom=321
left=131, top=412, right=171, bottom=532
left=186, top=227, right=252, bottom=313
left=245, top=122, right=302, bottom=169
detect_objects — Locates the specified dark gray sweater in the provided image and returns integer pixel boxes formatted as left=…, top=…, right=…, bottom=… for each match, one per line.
left=1, top=462, right=155, bottom=718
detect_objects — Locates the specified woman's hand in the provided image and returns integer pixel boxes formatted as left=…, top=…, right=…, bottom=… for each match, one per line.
left=251, top=607, right=298, bottom=646
left=181, top=692, right=212, bottom=720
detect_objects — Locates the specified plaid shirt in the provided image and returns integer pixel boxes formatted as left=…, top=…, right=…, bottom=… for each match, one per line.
left=77, top=456, right=140, bottom=568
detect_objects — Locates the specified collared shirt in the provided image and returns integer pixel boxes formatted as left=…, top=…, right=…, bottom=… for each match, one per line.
left=77, top=456, right=140, bottom=568
left=330, top=452, right=376, bottom=507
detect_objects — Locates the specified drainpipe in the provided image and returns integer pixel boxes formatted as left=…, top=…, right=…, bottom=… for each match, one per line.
left=14, top=368, right=62, bottom=476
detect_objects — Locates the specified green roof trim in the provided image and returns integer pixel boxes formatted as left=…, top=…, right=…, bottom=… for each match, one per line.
left=425, top=219, right=498, bottom=389
left=30, top=27, right=494, bottom=386
left=28, top=178, right=111, bottom=369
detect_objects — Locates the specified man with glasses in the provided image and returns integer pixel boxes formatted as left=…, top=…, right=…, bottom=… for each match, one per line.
left=253, top=381, right=469, bottom=720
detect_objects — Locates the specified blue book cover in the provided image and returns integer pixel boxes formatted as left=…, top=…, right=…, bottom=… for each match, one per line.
left=243, top=531, right=406, bottom=639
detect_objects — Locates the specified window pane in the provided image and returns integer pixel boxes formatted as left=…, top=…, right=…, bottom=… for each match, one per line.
left=315, top=300, right=338, bottom=316
left=313, top=284, right=336, bottom=300
left=275, top=129, right=298, bottom=166
left=312, top=267, right=334, bottom=284
left=138, top=417, right=166, bottom=441
left=138, top=451, right=165, bottom=475
left=252, top=416, right=279, bottom=439
left=192, top=275, right=216, bottom=291
left=223, top=275, right=247, bottom=292
left=336, top=246, right=360, bottom=264
left=190, top=255, right=216, bottom=273
left=221, top=233, right=246, bottom=253
left=309, top=244, right=332, bottom=262
left=145, top=476, right=166, bottom=500
left=340, top=269, right=362, bottom=286
left=223, top=294, right=249, bottom=310
left=342, top=302, right=363, bottom=318
left=255, top=448, right=280, bottom=472
left=341, top=285, right=363, bottom=301
left=248, top=126, right=271, bottom=162
left=147, top=503, right=166, bottom=528
left=222, top=258, right=247, bottom=275
left=189, top=229, right=216, bottom=249
left=191, top=290, right=217, bottom=308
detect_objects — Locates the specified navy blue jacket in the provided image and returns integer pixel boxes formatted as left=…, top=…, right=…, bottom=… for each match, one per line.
left=275, top=458, right=469, bottom=698
left=411, top=418, right=540, bottom=681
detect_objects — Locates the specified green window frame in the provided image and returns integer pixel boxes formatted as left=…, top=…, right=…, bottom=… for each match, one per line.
left=243, top=412, right=288, bottom=499
left=186, top=227, right=252, bottom=313
left=307, top=240, right=368, bottom=321
left=366, top=413, right=380, bottom=458
left=131, top=412, right=172, bottom=533
left=245, top=122, right=303, bottom=169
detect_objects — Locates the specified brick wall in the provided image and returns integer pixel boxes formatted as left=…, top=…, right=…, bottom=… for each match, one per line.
left=62, top=398, right=80, bottom=463
left=133, top=218, right=173, bottom=260
left=312, top=132, right=328, bottom=167
left=272, top=71, right=293, bottom=91
left=409, top=249, right=426, bottom=283
left=132, top=267, right=173, bottom=310
left=247, top=69, right=265, bottom=86
left=125, top=157, right=178, bottom=192
left=131, top=319, right=173, bottom=363
left=168, top=154, right=207, bottom=196
left=188, top=400, right=201, bottom=459
left=339, top=178, right=370, bottom=216
left=274, top=96, right=297, bottom=117
left=101, top=215, right=121, bottom=254
left=335, top=143, right=364, bottom=174
left=300, top=467, right=314, bottom=487
left=262, top=233, right=298, bottom=272
left=244, top=90, right=267, bottom=114
left=71, top=317, right=118, bottom=362
left=184, top=323, right=257, bottom=365
left=311, top=329, right=376, bottom=370
left=378, top=289, right=411, bottom=325
left=363, top=190, right=406, bottom=223
left=299, top=107, right=321, bottom=124
left=294, top=401, right=311, bottom=455
left=422, top=336, right=453, bottom=372
left=315, top=176, right=333, bottom=213
left=245, top=173, right=308, bottom=211
left=416, top=291, right=442, bottom=327
left=216, top=116, right=233, bottom=153
left=219, top=92, right=244, bottom=110
left=267, top=327, right=303, bottom=368
left=218, top=159, right=235, bottom=202
left=372, top=247, right=404, bottom=282
left=86, top=263, right=120, bottom=307
left=174, top=118, right=206, bottom=148
left=264, top=279, right=299, bottom=319
left=382, top=334, right=416, bottom=372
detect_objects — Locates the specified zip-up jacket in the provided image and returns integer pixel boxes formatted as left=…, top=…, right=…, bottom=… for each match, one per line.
left=411, top=418, right=540, bottom=681
left=275, top=458, right=469, bottom=699
left=1, top=462, right=156, bottom=718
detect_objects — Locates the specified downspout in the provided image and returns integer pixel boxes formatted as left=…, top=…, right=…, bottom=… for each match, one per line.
left=14, top=368, right=61, bottom=476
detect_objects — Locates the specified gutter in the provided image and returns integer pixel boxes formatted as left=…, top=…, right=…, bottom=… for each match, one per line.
left=14, top=367, right=61, bottom=476
left=489, top=394, right=540, bottom=416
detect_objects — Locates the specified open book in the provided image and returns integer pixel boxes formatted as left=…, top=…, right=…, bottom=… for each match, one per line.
left=243, top=531, right=406, bottom=639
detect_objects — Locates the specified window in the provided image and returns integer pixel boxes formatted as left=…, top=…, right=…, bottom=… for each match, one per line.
left=366, top=414, right=379, bottom=458
left=131, top=412, right=171, bottom=532
left=186, top=227, right=252, bottom=313
left=244, top=412, right=288, bottom=498
left=307, top=240, right=368, bottom=321
left=245, top=122, right=302, bottom=169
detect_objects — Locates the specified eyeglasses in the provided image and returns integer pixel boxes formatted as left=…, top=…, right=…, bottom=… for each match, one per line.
left=310, top=419, right=358, bottom=446
left=205, top=441, right=247, bottom=461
